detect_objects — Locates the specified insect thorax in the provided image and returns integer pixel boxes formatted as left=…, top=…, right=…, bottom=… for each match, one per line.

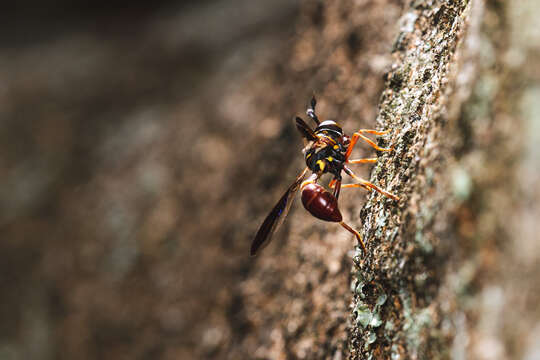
left=305, top=121, right=346, bottom=176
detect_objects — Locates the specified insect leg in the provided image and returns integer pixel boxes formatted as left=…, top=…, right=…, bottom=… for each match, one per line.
left=340, top=183, right=370, bottom=190
left=343, top=166, right=399, bottom=201
left=330, top=177, right=342, bottom=199
left=339, top=182, right=399, bottom=201
left=358, top=129, right=391, bottom=136
left=339, top=221, right=366, bottom=252
left=344, top=129, right=392, bottom=161
left=347, top=157, right=377, bottom=164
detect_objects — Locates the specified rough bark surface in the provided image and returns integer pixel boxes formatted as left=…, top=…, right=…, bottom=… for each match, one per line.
left=347, top=1, right=476, bottom=358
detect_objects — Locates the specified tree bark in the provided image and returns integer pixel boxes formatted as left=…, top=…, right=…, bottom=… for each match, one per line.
left=347, top=1, right=480, bottom=358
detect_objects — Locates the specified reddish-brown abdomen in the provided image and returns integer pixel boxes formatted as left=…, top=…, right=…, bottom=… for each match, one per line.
left=301, top=183, right=342, bottom=222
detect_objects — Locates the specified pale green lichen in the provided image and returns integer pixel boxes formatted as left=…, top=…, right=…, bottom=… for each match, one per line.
left=367, top=331, right=378, bottom=345
left=353, top=287, right=388, bottom=331
left=376, top=294, right=388, bottom=307
left=391, top=346, right=401, bottom=360
left=397, top=288, right=438, bottom=355
left=370, top=313, right=383, bottom=327
left=415, top=230, right=434, bottom=253
left=452, top=166, right=472, bottom=201
left=451, top=260, right=477, bottom=296
left=355, top=303, right=373, bottom=328
left=414, top=204, right=436, bottom=253
left=415, top=272, right=429, bottom=287
left=425, top=167, right=435, bottom=186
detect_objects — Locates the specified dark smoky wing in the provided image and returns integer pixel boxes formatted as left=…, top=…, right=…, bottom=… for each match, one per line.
left=250, top=168, right=308, bottom=256
left=250, top=188, right=293, bottom=256
left=295, top=117, right=318, bottom=141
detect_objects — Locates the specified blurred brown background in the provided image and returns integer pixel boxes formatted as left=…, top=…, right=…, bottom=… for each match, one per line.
left=1, top=1, right=540, bottom=359
left=0, top=1, right=304, bottom=359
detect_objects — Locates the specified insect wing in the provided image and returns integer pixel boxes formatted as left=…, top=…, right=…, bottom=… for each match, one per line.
left=250, top=168, right=308, bottom=256
left=295, top=117, right=317, bottom=141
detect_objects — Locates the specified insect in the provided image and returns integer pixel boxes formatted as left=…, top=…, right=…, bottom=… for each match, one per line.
left=250, top=96, right=399, bottom=256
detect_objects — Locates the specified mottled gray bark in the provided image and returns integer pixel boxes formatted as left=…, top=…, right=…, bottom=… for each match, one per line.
left=347, top=1, right=478, bottom=358
left=347, top=0, right=540, bottom=358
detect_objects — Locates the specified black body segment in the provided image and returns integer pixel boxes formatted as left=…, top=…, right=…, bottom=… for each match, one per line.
left=305, top=144, right=346, bottom=175
left=303, top=120, right=348, bottom=176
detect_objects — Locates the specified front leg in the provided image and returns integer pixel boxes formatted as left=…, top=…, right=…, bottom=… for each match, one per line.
left=344, top=129, right=393, bottom=161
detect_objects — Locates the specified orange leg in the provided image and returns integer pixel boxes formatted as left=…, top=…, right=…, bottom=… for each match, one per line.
left=343, top=166, right=399, bottom=201
left=338, top=183, right=399, bottom=201
left=330, top=179, right=370, bottom=191
left=340, top=221, right=366, bottom=252
left=357, top=129, right=391, bottom=136
left=347, top=157, right=377, bottom=164
left=340, top=183, right=370, bottom=190
left=326, top=180, right=366, bottom=252
left=345, top=129, right=393, bottom=161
